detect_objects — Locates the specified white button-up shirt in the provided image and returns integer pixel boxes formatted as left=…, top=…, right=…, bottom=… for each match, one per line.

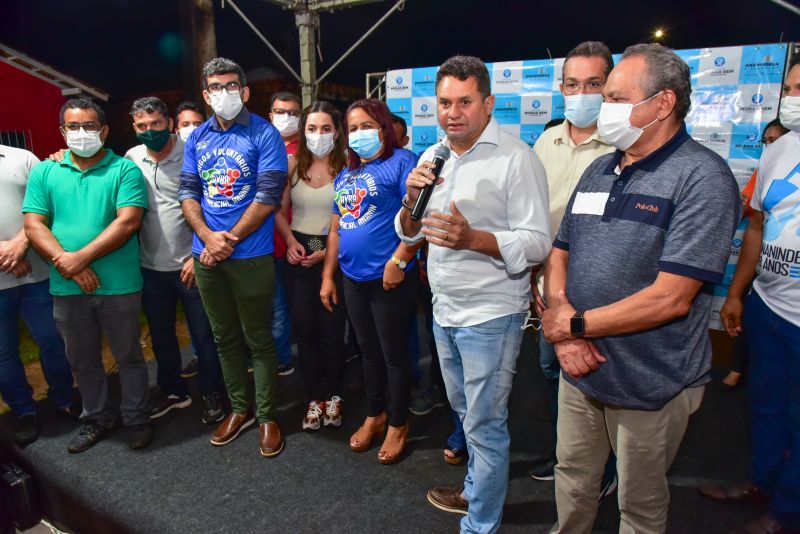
left=395, top=118, right=551, bottom=327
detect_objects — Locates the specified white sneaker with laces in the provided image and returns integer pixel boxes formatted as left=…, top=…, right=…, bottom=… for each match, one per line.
left=324, top=396, right=343, bottom=427
left=303, top=400, right=323, bottom=430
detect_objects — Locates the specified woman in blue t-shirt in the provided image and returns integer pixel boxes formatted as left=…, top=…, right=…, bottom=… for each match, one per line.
left=320, top=98, right=420, bottom=465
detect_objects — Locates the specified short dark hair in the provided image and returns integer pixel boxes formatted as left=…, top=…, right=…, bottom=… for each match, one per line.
left=436, top=55, right=491, bottom=100
left=59, top=98, right=107, bottom=126
left=390, top=113, right=407, bottom=138
left=202, top=57, right=246, bottom=89
left=622, top=43, right=692, bottom=120
left=175, top=101, right=206, bottom=121
left=130, top=96, right=169, bottom=119
left=271, top=92, right=302, bottom=108
left=764, top=118, right=789, bottom=137
left=563, top=41, right=614, bottom=79
left=344, top=98, right=397, bottom=170
left=789, top=54, right=800, bottom=72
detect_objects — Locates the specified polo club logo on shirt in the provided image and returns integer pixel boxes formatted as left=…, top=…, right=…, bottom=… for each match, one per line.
left=201, top=157, right=241, bottom=198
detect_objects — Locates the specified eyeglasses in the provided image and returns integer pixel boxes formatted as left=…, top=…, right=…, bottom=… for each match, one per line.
left=272, top=108, right=301, bottom=118
left=207, top=81, right=242, bottom=94
left=62, top=122, right=102, bottom=133
left=563, top=81, right=605, bottom=95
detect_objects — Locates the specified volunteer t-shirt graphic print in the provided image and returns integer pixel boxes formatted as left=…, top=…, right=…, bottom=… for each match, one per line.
left=331, top=149, right=417, bottom=282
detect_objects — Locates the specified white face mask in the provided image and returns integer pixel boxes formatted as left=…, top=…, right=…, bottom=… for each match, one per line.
left=779, top=96, right=800, bottom=132
left=178, top=125, right=197, bottom=141
left=209, top=91, right=243, bottom=121
left=306, top=132, right=335, bottom=157
left=65, top=127, right=104, bottom=157
left=272, top=114, right=300, bottom=137
left=596, top=91, right=662, bottom=151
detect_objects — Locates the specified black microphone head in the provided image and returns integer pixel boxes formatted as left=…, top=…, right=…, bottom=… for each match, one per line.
left=433, top=145, right=451, bottom=161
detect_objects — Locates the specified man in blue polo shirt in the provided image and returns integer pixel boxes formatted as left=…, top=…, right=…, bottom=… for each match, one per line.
left=178, top=57, right=288, bottom=457
left=541, top=44, right=740, bottom=533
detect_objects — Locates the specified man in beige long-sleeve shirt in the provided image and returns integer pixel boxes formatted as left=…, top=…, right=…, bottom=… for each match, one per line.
left=529, top=41, right=615, bottom=483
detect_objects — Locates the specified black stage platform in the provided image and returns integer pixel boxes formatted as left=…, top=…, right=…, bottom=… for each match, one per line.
left=0, top=331, right=762, bottom=533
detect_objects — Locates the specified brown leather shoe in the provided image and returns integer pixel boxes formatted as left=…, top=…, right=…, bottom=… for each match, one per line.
left=427, top=486, right=468, bottom=515
left=698, top=480, right=771, bottom=505
left=259, top=421, right=284, bottom=458
left=210, top=411, right=255, bottom=446
left=731, top=513, right=800, bottom=534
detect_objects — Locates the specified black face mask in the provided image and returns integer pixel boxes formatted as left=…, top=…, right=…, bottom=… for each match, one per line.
left=136, top=128, right=171, bottom=152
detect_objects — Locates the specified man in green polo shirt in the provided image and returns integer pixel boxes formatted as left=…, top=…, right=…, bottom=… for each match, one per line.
left=23, top=98, right=152, bottom=453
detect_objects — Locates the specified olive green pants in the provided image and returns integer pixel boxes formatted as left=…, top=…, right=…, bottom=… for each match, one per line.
left=194, top=255, right=277, bottom=423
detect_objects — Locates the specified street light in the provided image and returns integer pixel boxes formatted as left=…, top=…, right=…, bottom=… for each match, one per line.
left=654, top=28, right=665, bottom=40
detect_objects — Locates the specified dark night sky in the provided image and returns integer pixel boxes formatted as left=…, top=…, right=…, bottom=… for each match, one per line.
left=3, top=0, right=799, bottom=99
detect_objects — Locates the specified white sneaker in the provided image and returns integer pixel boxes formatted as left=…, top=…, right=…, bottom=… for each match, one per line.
left=303, top=401, right=323, bottom=430
left=324, top=396, right=343, bottom=427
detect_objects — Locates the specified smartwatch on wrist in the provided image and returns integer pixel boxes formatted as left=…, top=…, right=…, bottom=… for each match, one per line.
left=570, top=311, right=585, bottom=337
left=390, top=256, right=408, bottom=269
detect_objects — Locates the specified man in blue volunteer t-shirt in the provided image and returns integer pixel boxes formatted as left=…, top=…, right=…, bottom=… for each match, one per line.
left=178, top=57, right=288, bottom=458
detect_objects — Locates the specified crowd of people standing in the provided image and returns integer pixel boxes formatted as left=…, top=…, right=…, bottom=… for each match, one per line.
left=2, top=41, right=800, bottom=534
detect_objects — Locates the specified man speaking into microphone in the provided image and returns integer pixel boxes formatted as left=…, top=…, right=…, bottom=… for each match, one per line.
left=396, top=55, right=550, bottom=534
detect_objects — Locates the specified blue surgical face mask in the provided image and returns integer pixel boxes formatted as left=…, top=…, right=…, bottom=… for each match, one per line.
left=348, top=128, right=382, bottom=160
left=564, top=93, right=603, bottom=128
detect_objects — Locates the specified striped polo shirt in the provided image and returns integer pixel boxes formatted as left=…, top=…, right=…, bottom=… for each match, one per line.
left=555, top=126, right=741, bottom=410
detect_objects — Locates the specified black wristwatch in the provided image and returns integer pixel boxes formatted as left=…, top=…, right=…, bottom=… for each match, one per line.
left=570, top=311, right=585, bottom=337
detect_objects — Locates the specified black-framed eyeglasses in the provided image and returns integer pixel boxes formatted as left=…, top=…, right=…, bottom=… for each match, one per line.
left=272, top=108, right=301, bottom=118
left=207, top=81, right=242, bottom=95
left=62, top=122, right=102, bottom=133
left=563, top=81, right=605, bottom=95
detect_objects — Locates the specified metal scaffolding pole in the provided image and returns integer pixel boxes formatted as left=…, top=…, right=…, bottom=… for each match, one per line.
left=225, top=0, right=405, bottom=107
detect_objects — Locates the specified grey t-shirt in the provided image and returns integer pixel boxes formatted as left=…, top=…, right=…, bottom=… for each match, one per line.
left=0, top=145, right=49, bottom=290
left=554, top=127, right=741, bottom=410
left=125, top=137, right=193, bottom=272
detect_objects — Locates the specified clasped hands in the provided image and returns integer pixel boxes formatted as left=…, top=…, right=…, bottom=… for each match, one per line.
left=198, top=230, right=238, bottom=267
left=541, top=289, right=606, bottom=380
left=50, top=250, right=100, bottom=293
left=0, top=238, right=31, bottom=278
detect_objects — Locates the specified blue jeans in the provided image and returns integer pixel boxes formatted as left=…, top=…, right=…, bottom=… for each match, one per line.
left=0, top=280, right=74, bottom=415
left=745, top=290, right=800, bottom=528
left=141, top=268, right=224, bottom=396
left=448, top=408, right=466, bottom=451
left=435, top=312, right=526, bottom=534
left=272, top=258, right=292, bottom=366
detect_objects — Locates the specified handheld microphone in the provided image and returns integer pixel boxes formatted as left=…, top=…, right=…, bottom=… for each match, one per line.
left=411, top=145, right=450, bottom=221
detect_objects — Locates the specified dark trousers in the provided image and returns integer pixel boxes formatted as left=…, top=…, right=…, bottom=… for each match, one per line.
left=745, top=290, right=800, bottom=528
left=53, top=293, right=150, bottom=427
left=343, top=264, right=418, bottom=427
left=285, top=261, right=346, bottom=402
left=194, top=255, right=277, bottom=423
left=141, top=268, right=224, bottom=397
